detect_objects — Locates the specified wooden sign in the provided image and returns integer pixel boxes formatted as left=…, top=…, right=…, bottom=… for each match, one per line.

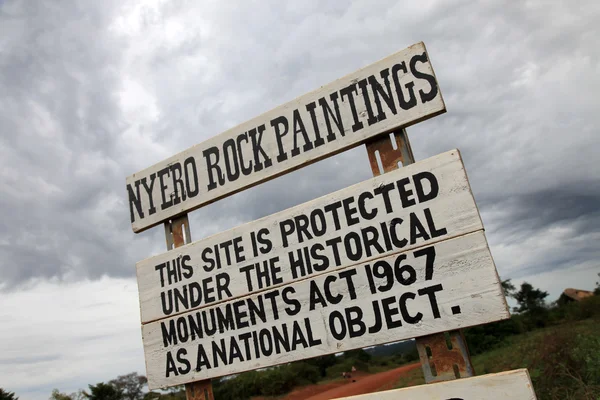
left=127, top=42, right=445, bottom=233
left=142, top=229, right=508, bottom=388
left=334, top=369, right=537, bottom=399
left=137, top=150, right=483, bottom=324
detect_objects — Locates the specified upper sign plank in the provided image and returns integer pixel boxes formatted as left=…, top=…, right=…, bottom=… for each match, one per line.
left=136, top=150, right=482, bottom=324
left=127, top=42, right=445, bottom=232
left=334, top=369, right=537, bottom=400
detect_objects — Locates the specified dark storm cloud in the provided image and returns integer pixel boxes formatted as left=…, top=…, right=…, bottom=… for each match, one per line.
left=485, top=187, right=600, bottom=239
left=0, top=0, right=139, bottom=286
left=0, top=0, right=599, bottom=292
left=476, top=182, right=600, bottom=279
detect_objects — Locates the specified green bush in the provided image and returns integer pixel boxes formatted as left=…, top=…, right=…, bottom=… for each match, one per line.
left=326, top=358, right=369, bottom=378
left=260, top=368, right=294, bottom=396
left=288, top=362, right=320, bottom=385
left=370, top=356, right=390, bottom=367
left=572, top=333, right=600, bottom=386
left=213, top=370, right=263, bottom=400
left=527, top=327, right=600, bottom=399
left=465, top=296, right=600, bottom=358
left=565, top=296, right=600, bottom=322
left=304, top=355, right=338, bottom=377
left=406, top=348, right=420, bottom=362
left=326, top=360, right=354, bottom=378
left=343, top=349, right=371, bottom=363
left=464, top=317, right=522, bottom=355
left=213, top=362, right=321, bottom=399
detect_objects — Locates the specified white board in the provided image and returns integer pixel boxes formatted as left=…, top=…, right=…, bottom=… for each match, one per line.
left=127, top=42, right=445, bottom=232
left=335, top=369, right=537, bottom=399
left=137, top=150, right=483, bottom=324
left=142, top=230, right=509, bottom=389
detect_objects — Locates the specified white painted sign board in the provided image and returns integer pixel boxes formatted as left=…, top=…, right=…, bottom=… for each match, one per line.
left=127, top=42, right=445, bottom=233
left=142, top=230, right=508, bottom=389
left=137, top=150, right=483, bottom=324
left=334, top=369, right=537, bottom=400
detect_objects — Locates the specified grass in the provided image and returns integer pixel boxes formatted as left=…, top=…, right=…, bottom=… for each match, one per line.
left=393, top=319, right=600, bottom=399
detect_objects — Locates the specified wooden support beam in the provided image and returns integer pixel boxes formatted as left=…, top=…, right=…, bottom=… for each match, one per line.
left=415, top=330, right=474, bottom=382
left=164, top=215, right=214, bottom=400
left=365, top=129, right=475, bottom=384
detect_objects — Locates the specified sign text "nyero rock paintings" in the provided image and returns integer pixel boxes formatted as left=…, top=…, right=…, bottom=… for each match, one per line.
left=127, top=42, right=445, bottom=232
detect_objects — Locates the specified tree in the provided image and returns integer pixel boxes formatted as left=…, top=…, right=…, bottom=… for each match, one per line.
left=343, top=348, right=371, bottom=363
left=501, top=279, right=516, bottom=298
left=0, top=389, right=18, bottom=400
left=51, top=389, right=73, bottom=400
left=595, top=273, right=600, bottom=296
left=83, top=383, right=123, bottom=400
left=50, top=389, right=85, bottom=400
left=305, top=355, right=338, bottom=377
left=109, top=373, right=147, bottom=400
left=513, top=282, right=548, bottom=313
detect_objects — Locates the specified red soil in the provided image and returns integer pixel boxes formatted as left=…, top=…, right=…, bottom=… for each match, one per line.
left=275, top=363, right=420, bottom=400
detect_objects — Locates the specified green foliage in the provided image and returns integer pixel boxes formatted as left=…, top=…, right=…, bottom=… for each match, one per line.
left=260, top=367, right=297, bottom=396
left=109, top=373, right=147, bottom=400
left=403, top=348, right=419, bottom=363
left=152, top=385, right=186, bottom=400
left=289, top=361, right=320, bottom=385
left=553, top=295, right=600, bottom=322
left=362, top=342, right=419, bottom=369
left=0, top=389, right=18, bottom=400
left=595, top=273, right=600, bottom=296
left=522, top=323, right=600, bottom=399
left=365, top=341, right=416, bottom=358
left=343, top=349, right=371, bottom=363
left=304, top=354, right=338, bottom=377
left=464, top=317, right=522, bottom=355
left=325, top=360, right=355, bottom=378
left=513, top=282, right=549, bottom=313
left=325, top=358, right=369, bottom=378
left=501, top=278, right=516, bottom=298
left=468, top=319, right=600, bottom=399
left=50, top=389, right=85, bottom=400
left=53, top=373, right=146, bottom=400
left=83, top=383, right=123, bottom=400
left=210, top=344, right=424, bottom=399
left=143, top=388, right=185, bottom=400
left=213, top=371, right=258, bottom=400
left=213, top=362, right=321, bottom=400
left=51, top=390, right=73, bottom=400
left=394, top=319, right=600, bottom=398
left=571, top=333, right=600, bottom=386
left=369, top=356, right=390, bottom=368
left=464, top=288, right=600, bottom=358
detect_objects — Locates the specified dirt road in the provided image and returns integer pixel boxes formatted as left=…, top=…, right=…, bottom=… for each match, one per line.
left=280, top=363, right=421, bottom=400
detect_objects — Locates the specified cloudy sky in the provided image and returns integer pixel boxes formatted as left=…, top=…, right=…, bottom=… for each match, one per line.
left=1, top=0, right=599, bottom=398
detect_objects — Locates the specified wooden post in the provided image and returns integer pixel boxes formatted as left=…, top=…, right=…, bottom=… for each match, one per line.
left=365, top=129, right=475, bottom=383
left=164, top=215, right=214, bottom=400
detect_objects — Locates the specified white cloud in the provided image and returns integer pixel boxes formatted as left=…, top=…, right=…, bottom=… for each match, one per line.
left=0, top=278, right=144, bottom=399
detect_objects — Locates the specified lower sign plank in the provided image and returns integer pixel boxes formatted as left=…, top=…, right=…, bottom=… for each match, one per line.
left=142, top=230, right=508, bottom=389
left=334, top=369, right=537, bottom=399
